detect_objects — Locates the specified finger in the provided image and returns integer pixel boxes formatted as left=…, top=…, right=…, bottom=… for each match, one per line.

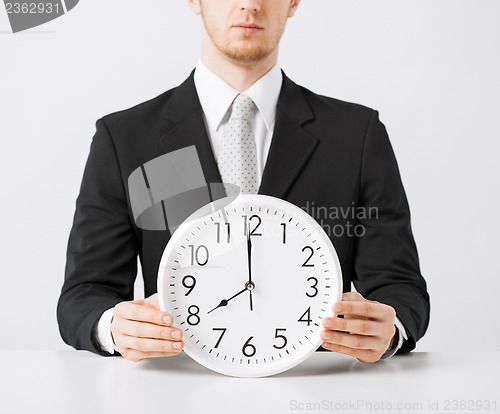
left=119, top=319, right=183, bottom=341
left=320, top=330, right=380, bottom=350
left=333, top=301, right=395, bottom=321
left=117, top=348, right=181, bottom=363
left=114, top=334, right=184, bottom=353
left=321, top=341, right=379, bottom=363
left=322, top=316, right=386, bottom=337
left=114, top=302, right=173, bottom=326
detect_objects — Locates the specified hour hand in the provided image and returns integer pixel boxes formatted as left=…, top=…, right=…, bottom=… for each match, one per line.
left=207, top=287, right=247, bottom=314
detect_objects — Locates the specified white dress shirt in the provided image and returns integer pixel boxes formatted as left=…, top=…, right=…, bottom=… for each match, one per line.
left=194, top=59, right=283, bottom=184
left=95, top=59, right=406, bottom=358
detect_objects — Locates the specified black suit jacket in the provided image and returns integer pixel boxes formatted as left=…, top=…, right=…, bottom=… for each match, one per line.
left=57, top=70, right=430, bottom=356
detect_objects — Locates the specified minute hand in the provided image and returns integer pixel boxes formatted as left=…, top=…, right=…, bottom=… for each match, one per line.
left=247, top=224, right=254, bottom=311
left=247, top=224, right=253, bottom=284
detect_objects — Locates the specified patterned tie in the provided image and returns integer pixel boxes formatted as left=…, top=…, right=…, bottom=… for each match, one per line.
left=218, top=94, right=258, bottom=195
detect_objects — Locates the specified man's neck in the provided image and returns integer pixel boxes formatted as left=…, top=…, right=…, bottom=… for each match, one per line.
left=201, top=47, right=278, bottom=93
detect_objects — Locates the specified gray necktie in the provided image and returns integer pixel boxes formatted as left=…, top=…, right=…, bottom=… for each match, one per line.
left=218, top=94, right=258, bottom=195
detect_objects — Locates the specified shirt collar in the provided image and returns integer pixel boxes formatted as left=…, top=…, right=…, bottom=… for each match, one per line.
left=194, top=59, right=283, bottom=131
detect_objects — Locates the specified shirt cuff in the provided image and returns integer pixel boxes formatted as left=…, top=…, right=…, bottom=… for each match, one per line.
left=92, top=308, right=115, bottom=354
left=381, top=316, right=408, bottom=359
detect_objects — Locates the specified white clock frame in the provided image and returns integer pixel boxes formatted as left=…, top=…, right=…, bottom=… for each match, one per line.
left=158, top=194, right=342, bottom=377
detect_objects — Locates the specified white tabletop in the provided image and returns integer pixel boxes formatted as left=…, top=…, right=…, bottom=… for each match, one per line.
left=1, top=351, right=498, bottom=414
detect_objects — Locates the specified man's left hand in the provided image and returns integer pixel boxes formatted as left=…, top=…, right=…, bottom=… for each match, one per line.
left=320, top=292, right=396, bottom=363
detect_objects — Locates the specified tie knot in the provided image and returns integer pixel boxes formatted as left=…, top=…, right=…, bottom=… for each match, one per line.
left=230, top=94, right=254, bottom=122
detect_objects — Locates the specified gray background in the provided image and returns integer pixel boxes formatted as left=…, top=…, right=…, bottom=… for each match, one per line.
left=0, top=0, right=499, bottom=352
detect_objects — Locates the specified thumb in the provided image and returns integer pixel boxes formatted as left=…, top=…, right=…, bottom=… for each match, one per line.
left=144, top=293, right=160, bottom=308
left=341, top=291, right=365, bottom=301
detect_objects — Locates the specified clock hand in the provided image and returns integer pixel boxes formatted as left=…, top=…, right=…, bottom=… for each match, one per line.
left=247, top=224, right=254, bottom=311
left=207, top=287, right=248, bottom=314
left=247, top=223, right=253, bottom=285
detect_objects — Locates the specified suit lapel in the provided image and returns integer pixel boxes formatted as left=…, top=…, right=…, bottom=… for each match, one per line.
left=158, top=70, right=223, bottom=187
left=259, top=73, right=318, bottom=198
left=158, top=70, right=319, bottom=200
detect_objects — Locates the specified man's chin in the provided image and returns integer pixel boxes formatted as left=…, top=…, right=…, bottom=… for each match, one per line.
left=223, top=44, right=273, bottom=64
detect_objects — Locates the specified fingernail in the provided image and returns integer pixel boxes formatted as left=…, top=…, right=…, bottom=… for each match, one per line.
left=163, top=315, right=172, bottom=325
left=172, top=342, right=182, bottom=350
left=171, top=330, right=181, bottom=339
left=321, top=331, right=331, bottom=340
left=333, top=303, right=342, bottom=313
left=323, top=318, right=334, bottom=328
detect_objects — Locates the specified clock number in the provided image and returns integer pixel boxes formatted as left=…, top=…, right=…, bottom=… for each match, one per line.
left=215, top=222, right=230, bottom=243
left=301, top=246, right=314, bottom=267
left=182, top=275, right=196, bottom=296
left=242, top=336, right=257, bottom=357
left=273, top=328, right=288, bottom=350
left=281, top=223, right=286, bottom=244
left=298, top=307, right=312, bottom=326
left=187, top=305, right=200, bottom=326
left=212, top=328, right=227, bottom=348
left=189, top=244, right=209, bottom=266
left=306, top=277, right=319, bottom=298
left=243, top=215, right=262, bottom=236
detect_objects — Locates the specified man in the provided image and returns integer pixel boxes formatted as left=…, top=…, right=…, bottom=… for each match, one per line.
left=58, top=0, right=430, bottom=364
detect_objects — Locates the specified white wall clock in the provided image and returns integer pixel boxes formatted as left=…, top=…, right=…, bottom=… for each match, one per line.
left=158, top=194, right=342, bottom=377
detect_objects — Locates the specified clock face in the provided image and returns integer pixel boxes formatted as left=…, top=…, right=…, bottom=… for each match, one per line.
left=158, top=194, right=342, bottom=377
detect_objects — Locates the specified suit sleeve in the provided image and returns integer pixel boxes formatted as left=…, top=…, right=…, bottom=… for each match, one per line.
left=57, top=119, right=139, bottom=355
left=353, top=110, right=430, bottom=353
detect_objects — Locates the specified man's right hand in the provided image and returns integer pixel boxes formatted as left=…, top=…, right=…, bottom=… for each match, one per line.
left=110, top=293, right=183, bottom=362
